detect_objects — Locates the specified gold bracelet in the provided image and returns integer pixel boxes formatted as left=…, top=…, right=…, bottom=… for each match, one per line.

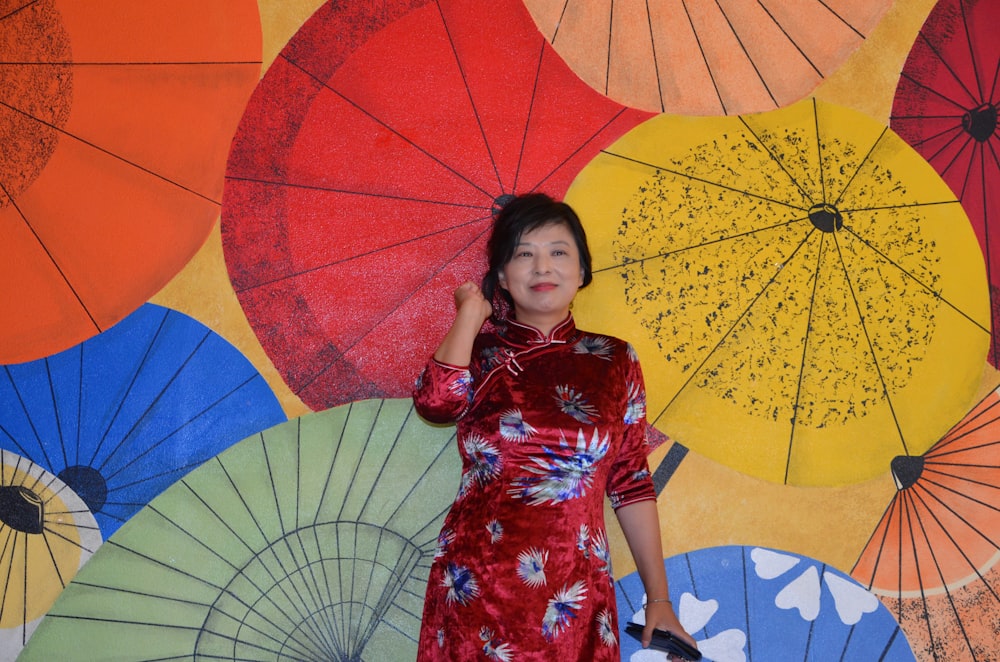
left=647, top=598, right=672, bottom=604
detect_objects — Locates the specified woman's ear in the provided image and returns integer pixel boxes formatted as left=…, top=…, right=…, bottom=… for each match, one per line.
left=497, top=270, right=507, bottom=288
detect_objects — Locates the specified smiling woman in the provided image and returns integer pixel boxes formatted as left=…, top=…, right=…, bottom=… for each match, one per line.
left=497, top=223, right=586, bottom=335
left=411, top=194, right=696, bottom=660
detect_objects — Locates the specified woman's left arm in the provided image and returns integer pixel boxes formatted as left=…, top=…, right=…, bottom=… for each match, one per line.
left=615, top=499, right=696, bottom=653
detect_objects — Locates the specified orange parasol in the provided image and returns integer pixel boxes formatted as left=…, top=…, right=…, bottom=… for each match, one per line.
left=851, top=387, right=1000, bottom=660
left=523, top=0, right=891, bottom=114
left=0, top=0, right=261, bottom=363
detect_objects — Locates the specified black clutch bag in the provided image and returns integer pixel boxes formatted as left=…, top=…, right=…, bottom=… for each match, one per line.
left=624, top=621, right=702, bottom=660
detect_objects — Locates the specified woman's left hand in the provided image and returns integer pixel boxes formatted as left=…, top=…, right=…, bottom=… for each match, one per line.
left=642, top=599, right=697, bottom=660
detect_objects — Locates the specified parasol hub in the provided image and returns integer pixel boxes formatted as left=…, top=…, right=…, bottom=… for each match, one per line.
left=808, top=203, right=843, bottom=233
left=58, top=464, right=108, bottom=513
left=890, top=454, right=924, bottom=490
left=0, top=485, right=45, bottom=534
left=492, top=194, right=517, bottom=218
left=962, top=103, right=997, bottom=143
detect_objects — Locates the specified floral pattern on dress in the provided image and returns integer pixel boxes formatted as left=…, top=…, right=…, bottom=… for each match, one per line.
left=486, top=518, right=503, bottom=543
left=443, top=562, right=480, bottom=606
left=413, top=316, right=655, bottom=661
left=542, top=581, right=588, bottom=640
left=508, top=429, right=609, bottom=505
left=480, top=627, right=514, bottom=661
left=597, top=609, right=617, bottom=646
left=554, top=385, right=599, bottom=424
left=435, top=528, right=455, bottom=559
left=625, top=381, right=646, bottom=424
left=499, top=408, right=536, bottom=441
left=462, top=434, right=502, bottom=489
left=591, top=528, right=612, bottom=578
left=517, top=547, right=549, bottom=587
left=574, top=335, right=614, bottom=360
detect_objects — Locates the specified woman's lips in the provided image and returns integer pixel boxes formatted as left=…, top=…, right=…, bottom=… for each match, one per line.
left=531, top=283, right=557, bottom=291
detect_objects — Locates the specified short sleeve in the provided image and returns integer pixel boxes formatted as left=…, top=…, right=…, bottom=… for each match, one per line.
left=606, top=344, right=656, bottom=509
left=412, top=358, right=474, bottom=424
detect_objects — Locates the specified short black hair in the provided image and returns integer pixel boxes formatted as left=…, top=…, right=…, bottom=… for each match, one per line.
left=482, top=193, right=593, bottom=319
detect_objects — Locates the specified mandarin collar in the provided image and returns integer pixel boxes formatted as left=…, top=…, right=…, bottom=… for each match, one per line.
left=497, top=314, right=577, bottom=347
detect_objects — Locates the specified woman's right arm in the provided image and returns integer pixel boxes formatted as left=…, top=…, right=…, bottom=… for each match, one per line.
left=413, top=282, right=493, bottom=423
left=432, top=281, right=492, bottom=366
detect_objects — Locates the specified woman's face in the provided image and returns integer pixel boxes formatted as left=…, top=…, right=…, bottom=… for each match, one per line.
left=498, top=222, right=584, bottom=334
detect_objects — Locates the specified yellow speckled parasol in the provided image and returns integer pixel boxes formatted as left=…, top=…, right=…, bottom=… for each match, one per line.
left=567, top=98, right=990, bottom=487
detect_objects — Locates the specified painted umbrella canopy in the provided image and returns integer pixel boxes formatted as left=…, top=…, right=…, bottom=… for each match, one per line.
left=19, top=399, right=461, bottom=662
left=890, top=0, right=1000, bottom=367
left=0, top=451, right=101, bottom=659
left=0, top=0, right=261, bottom=364
left=221, top=0, right=652, bottom=411
left=0, top=303, right=286, bottom=540
left=567, top=98, right=990, bottom=487
left=851, top=386, right=1000, bottom=661
left=617, top=545, right=915, bottom=661
left=523, top=0, right=891, bottom=115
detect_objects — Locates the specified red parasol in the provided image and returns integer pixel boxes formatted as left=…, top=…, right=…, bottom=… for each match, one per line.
left=222, top=0, right=652, bottom=410
left=0, top=0, right=261, bottom=363
left=891, top=0, right=1000, bottom=366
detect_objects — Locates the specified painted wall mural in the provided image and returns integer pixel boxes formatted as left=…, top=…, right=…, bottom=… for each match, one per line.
left=1, top=0, right=997, bottom=660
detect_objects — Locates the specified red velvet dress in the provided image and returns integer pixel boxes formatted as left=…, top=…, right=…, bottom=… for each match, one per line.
left=412, top=314, right=656, bottom=661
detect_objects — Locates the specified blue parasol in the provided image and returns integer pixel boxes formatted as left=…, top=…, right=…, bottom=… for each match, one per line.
left=0, top=303, right=286, bottom=539
left=616, top=545, right=915, bottom=661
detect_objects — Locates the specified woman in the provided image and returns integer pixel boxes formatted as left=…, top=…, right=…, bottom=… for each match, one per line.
left=413, top=193, right=695, bottom=660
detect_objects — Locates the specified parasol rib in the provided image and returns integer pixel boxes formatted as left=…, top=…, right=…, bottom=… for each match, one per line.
left=1, top=368, right=58, bottom=471
left=194, top=459, right=328, bottom=649
left=259, top=434, right=339, bottom=650
left=754, top=1, right=823, bottom=76
left=102, top=373, right=263, bottom=484
left=594, top=217, right=806, bottom=272
left=282, top=56, right=495, bottom=201
left=650, top=229, right=817, bottom=427
left=804, top=0, right=867, bottom=39
left=833, top=235, right=910, bottom=457
left=738, top=116, right=815, bottom=205
left=433, top=1, right=505, bottom=194
left=842, top=224, right=990, bottom=336
left=679, top=0, right=727, bottom=114
left=937, top=133, right=979, bottom=198
left=549, top=0, right=571, bottom=44
left=293, top=224, right=491, bottom=397
left=830, top=125, right=888, bottom=209
left=958, top=0, right=984, bottom=102
left=645, top=0, right=666, bottom=113
left=605, top=1, right=613, bottom=95
left=515, top=43, right=549, bottom=192
left=600, top=149, right=808, bottom=211
left=0, top=98, right=220, bottom=205
left=89, top=323, right=208, bottom=469
left=0, top=186, right=99, bottom=333
left=784, top=232, right=827, bottom=483
left=714, top=0, right=778, bottom=109
left=529, top=107, right=638, bottom=193
left=906, top=493, right=981, bottom=658
left=897, top=69, right=977, bottom=115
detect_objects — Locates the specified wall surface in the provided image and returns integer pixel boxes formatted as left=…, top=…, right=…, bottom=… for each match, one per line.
left=2, top=0, right=998, bottom=660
